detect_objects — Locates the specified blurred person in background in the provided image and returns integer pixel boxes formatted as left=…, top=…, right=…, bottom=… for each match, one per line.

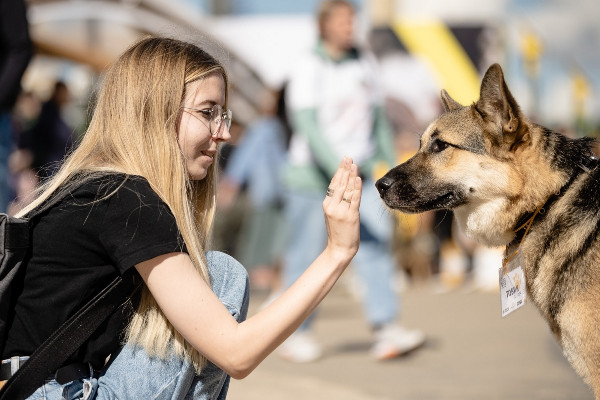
left=7, top=91, right=41, bottom=214
left=212, top=119, right=247, bottom=257
left=279, top=0, right=425, bottom=362
left=0, top=0, right=33, bottom=212
left=26, top=81, right=75, bottom=180
left=7, top=82, right=75, bottom=213
left=218, top=86, right=290, bottom=295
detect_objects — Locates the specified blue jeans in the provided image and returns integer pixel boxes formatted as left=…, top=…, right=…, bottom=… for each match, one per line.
left=26, top=251, right=250, bottom=400
left=282, top=180, right=398, bottom=330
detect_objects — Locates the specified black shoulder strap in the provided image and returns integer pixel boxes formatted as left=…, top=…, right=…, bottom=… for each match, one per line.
left=0, top=275, right=129, bottom=400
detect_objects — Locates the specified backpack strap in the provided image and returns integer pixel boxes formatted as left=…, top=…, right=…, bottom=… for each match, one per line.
left=0, top=215, right=30, bottom=355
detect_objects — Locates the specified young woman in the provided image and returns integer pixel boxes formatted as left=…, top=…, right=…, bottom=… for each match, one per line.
left=3, top=37, right=362, bottom=399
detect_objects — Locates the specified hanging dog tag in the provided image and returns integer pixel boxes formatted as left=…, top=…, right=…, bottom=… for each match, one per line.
left=499, top=252, right=527, bottom=317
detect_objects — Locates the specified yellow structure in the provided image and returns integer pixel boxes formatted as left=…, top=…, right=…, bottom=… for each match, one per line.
left=392, top=19, right=480, bottom=105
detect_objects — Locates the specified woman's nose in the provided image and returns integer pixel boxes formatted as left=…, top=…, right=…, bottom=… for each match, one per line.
left=213, top=125, right=231, bottom=142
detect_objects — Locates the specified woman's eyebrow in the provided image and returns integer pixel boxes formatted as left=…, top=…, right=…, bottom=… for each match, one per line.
left=192, top=99, right=223, bottom=108
left=191, top=99, right=216, bottom=107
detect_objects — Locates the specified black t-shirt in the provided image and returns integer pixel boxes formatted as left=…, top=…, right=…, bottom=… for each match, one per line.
left=2, top=174, right=187, bottom=369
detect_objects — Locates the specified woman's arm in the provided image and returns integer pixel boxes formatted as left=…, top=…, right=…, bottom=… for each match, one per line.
left=135, top=157, right=361, bottom=379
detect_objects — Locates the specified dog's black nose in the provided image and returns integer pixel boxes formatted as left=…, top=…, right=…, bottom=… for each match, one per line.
left=375, top=177, right=393, bottom=198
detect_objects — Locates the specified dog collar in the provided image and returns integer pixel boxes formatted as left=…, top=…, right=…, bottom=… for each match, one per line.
left=503, top=202, right=544, bottom=269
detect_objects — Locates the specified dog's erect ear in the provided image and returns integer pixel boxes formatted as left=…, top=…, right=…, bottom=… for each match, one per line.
left=476, top=64, right=522, bottom=136
left=440, top=89, right=462, bottom=112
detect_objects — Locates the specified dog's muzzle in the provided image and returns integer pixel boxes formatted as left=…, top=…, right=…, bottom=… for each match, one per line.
left=375, top=176, right=394, bottom=198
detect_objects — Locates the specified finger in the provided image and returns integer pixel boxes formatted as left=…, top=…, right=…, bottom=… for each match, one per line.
left=349, top=176, right=362, bottom=211
left=325, top=157, right=348, bottom=200
left=333, top=158, right=351, bottom=203
left=342, top=163, right=358, bottom=205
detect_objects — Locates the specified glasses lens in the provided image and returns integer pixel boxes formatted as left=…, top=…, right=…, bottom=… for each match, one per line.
left=224, top=109, right=232, bottom=131
left=210, top=104, right=232, bottom=137
left=210, top=104, right=222, bottom=136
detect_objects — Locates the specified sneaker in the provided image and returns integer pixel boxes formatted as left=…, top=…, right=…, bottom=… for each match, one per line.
left=278, top=331, right=323, bottom=363
left=370, top=324, right=426, bottom=361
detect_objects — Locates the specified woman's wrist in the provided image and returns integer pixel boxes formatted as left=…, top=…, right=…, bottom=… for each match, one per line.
left=321, top=245, right=355, bottom=272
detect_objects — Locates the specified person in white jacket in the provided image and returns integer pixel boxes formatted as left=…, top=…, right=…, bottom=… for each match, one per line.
left=280, top=0, right=426, bottom=362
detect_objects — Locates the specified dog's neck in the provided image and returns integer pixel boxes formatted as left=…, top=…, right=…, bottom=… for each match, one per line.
left=510, top=153, right=599, bottom=247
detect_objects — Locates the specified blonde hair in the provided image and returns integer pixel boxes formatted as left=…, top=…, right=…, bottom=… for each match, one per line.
left=17, top=36, right=229, bottom=372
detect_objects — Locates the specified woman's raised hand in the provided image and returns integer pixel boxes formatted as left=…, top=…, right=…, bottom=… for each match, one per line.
left=322, top=157, right=362, bottom=263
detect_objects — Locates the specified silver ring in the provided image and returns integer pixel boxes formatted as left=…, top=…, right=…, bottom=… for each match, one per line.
left=342, top=197, right=351, bottom=203
left=326, top=188, right=334, bottom=197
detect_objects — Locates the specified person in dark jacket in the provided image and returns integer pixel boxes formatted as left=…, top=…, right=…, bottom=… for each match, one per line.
left=0, top=0, right=33, bottom=211
left=29, top=81, right=74, bottom=179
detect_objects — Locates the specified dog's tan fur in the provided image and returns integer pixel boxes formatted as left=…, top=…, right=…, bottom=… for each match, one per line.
left=376, top=64, right=600, bottom=398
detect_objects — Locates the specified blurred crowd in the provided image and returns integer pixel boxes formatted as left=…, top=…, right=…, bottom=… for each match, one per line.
left=7, top=82, right=79, bottom=214
left=3, top=0, right=598, bottom=367
left=209, top=1, right=506, bottom=307
left=0, top=0, right=527, bottom=312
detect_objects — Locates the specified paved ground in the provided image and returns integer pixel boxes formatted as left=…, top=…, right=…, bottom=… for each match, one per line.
left=227, top=279, right=594, bottom=400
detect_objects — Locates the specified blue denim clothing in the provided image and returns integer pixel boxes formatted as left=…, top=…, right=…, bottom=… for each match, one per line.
left=282, top=180, right=398, bottom=330
left=25, top=251, right=250, bottom=400
left=224, top=117, right=286, bottom=209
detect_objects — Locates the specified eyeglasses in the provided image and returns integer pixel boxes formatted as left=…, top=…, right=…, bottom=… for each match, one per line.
left=181, top=104, right=233, bottom=138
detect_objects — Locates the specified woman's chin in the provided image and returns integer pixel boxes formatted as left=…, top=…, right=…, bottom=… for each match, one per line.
left=188, top=167, right=208, bottom=181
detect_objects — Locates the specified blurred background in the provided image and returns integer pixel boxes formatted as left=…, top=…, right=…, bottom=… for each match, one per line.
left=20, top=0, right=600, bottom=131
left=11, top=0, right=600, bottom=285
left=3, top=1, right=600, bottom=398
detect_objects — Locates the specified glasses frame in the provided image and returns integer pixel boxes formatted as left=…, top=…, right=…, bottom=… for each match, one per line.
left=181, top=104, right=232, bottom=138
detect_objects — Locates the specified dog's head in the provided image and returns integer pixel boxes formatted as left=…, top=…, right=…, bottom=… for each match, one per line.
left=376, top=64, right=556, bottom=246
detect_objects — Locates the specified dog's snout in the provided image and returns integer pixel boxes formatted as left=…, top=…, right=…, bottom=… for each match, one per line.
left=376, top=176, right=394, bottom=198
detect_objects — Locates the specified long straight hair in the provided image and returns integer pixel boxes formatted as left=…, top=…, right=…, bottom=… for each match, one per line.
left=17, top=37, right=229, bottom=372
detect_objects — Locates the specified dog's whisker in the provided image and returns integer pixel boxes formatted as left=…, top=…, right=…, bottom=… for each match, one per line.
left=432, top=210, right=452, bottom=232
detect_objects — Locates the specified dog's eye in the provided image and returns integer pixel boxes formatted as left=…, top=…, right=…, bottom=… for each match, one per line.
left=431, top=139, right=450, bottom=153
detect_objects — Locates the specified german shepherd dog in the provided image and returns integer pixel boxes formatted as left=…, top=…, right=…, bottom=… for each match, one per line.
left=376, top=64, right=600, bottom=397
